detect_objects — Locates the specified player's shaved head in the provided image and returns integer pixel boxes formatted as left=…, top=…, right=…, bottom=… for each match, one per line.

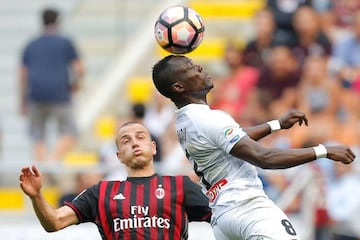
left=115, top=121, right=152, bottom=149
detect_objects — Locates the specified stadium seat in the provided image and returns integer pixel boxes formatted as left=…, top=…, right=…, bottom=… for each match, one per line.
left=63, top=151, right=99, bottom=167
left=126, top=77, right=153, bottom=103
left=0, top=188, right=24, bottom=210
left=94, top=116, right=117, bottom=140
left=42, top=187, right=61, bottom=208
left=189, top=0, right=265, bottom=19
left=0, top=187, right=59, bottom=210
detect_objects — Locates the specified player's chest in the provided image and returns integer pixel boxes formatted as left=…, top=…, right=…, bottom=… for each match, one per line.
left=105, top=182, right=184, bottom=218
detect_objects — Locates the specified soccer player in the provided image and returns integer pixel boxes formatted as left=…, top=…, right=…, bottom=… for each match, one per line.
left=19, top=122, right=212, bottom=240
left=152, top=55, right=356, bottom=240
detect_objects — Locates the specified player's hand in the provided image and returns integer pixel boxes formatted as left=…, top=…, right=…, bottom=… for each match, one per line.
left=19, top=165, right=42, bottom=198
left=326, top=145, right=356, bottom=164
left=279, top=109, right=308, bottom=129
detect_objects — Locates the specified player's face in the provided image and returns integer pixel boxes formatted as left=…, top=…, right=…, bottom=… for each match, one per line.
left=116, top=123, right=156, bottom=169
left=171, top=56, right=213, bottom=95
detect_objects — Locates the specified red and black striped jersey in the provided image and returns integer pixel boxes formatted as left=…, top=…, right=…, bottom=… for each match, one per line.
left=65, top=174, right=211, bottom=240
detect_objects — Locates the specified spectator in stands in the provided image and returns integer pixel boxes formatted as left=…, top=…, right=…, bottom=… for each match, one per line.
left=291, top=6, right=332, bottom=67
left=335, top=90, right=360, bottom=174
left=323, top=0, right=360, bottom=42
left=19, top=8, right=85, bottom=162
left=244, top=8, right=291, bottom=69
left=266, top=0, right=310, bottom=45
left=329, top=11, right=360, bottom=89
left=326, top=161, right=360, bottom=239
left=246, top=45, right=301, bottom=124
left=290, top=55, right=341, bottom=148
left=296, top=55, right=341, bottom=119
left=311, top=0, right=332, bottom=12
left=210, top=40, right=259, bottom=124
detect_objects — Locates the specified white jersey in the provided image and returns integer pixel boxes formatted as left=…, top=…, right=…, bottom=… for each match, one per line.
left=175, top=104, right=266, bottom=209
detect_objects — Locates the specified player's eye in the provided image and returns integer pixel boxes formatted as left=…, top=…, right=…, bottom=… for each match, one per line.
left=188, top=63, right=197, bottom=71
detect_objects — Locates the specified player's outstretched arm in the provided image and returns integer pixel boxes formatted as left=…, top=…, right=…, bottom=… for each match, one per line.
left=230, top=137, right=355, bottom=169
left=243, top=109, right=308, bottom=141
left=19, top=165, right=78, bottom=232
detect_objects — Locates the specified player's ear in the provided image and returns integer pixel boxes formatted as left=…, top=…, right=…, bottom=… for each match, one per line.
left=171, top=82, right=185, bottom=93
left=151, top=141, right=157, bottom=156
left=116, top=151, right=125, bottom=164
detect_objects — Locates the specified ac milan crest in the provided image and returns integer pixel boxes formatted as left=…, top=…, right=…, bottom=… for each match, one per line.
left=155, top=184, right=165, bottom=199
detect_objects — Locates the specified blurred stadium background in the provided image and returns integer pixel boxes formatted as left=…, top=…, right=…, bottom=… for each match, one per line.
left=1, top=0, right=360, bottom=239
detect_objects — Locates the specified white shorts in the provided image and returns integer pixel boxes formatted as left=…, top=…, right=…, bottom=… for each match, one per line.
left=211, top=196, right=300, bottom=240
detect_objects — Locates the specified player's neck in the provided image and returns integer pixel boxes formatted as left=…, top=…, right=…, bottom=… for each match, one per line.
left=127, top=168, right=156, bottom=178
left=174, top=95, right=208, bottom=109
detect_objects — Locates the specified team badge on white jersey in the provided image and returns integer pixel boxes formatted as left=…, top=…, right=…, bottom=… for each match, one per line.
left=224, top=127, right=240, bottom=143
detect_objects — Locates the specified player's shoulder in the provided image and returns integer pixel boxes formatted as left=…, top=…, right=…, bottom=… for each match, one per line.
left=159, top=175, right=191, bottom=182
left=183, top=104, right=233, bottom=124
left=97, top=180, right=123, bottom=187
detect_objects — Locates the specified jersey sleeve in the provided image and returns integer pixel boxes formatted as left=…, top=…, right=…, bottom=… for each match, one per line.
left=203, top=110, right=247, bottom=153
left=64, top=183, right=99, bottom=223
left=182, top=176, right=211, bottom=222
left=65, top=38, right=79, bottom=61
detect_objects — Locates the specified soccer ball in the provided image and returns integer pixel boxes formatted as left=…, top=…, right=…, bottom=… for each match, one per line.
left=154, top=5, right=205, bottom=54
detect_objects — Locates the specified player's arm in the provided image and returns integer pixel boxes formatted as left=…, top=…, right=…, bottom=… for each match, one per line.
left=183, top=177, right=212, bottom=222
left=19, top=166, right=79, bottom=232
left=230, top=137, right=355, bottom=169
left=242, top=109, right=308, bottom=141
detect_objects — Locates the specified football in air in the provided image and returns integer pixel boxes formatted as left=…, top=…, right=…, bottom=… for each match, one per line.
left=154, top=5, right=205, bottom=54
